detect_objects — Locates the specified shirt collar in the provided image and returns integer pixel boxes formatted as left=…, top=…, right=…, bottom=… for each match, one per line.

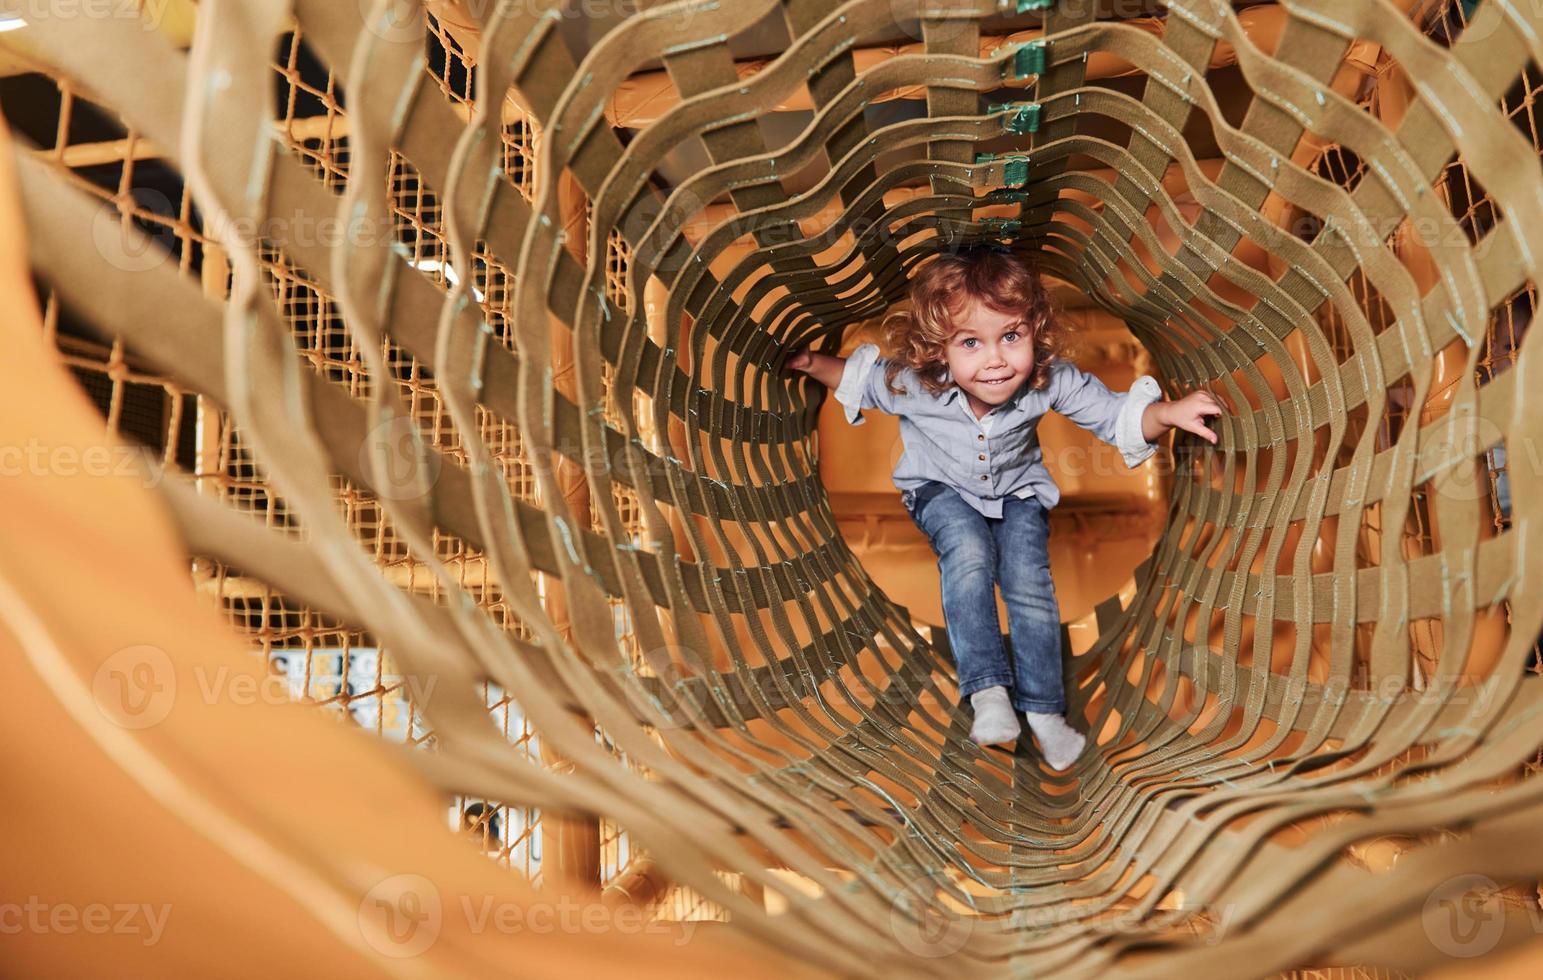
left=941, top=371, right=1030, bottom=416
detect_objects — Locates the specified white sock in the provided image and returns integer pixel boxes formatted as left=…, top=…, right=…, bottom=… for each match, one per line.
left=968, top=686, right=1021, bottom=746
left=1025, top=711, right=1086, bottom=771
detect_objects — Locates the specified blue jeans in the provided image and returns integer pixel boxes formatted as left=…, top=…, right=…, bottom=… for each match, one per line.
left=902, top=481, right=1066, bottom=714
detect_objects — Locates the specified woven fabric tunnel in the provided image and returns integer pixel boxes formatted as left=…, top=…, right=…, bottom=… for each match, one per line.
left=7, top=0, right=1543, bottom=976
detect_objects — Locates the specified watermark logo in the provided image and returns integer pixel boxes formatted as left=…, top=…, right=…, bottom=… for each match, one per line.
left=888, top=0, right=979, bottom=47
left=91, top=649, right=440, bottom=731
left=91, top=192, right=173, bottom=275
left=619, top=650, right=712, bottom=731
left=355, top=0, right=706, bottom=45
left=357, top=0, right=426, bottom=45
left=888, top=874, right=974, bottom=958
left=357, top=873, right=700, bottom=957
left=91, top=190, right=401, bottom=275
left=1425, top=413, right=1506, bottom=505
left=359, top=413, right=443, bottom=502
left=359, top=873, right=443, bottom=959
left=618, top=187, right=706, bottom=277
left=92, top=645, right=176, bottom=730
left=1422, top=873, right=1506, bottom=958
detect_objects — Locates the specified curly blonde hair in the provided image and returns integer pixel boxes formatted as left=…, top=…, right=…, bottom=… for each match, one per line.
left=880, top=247, right=1066, bottom=397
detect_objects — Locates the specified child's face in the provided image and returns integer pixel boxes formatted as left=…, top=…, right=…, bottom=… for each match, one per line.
left=943, top=300, right=1034, bottom=418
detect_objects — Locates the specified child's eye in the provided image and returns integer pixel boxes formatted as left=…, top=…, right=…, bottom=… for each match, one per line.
left=1003, top=331, right=1020, bottom=342
left=959, top=338, right=978, bottom=349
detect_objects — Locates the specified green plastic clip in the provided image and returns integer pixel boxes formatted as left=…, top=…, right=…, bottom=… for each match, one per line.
left=975, top=153, right=1031, bottom=188
left=1010, top=39, right=1047, bottom=79
left=1003, top=156, right=1030, bottom=187
left=989, top=101, right=1042, bottom=134
left=1015, top=0, right=1055, bottom=12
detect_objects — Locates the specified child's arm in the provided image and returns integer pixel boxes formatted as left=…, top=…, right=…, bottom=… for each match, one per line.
left=785, top=343, right=906, bottom=425
left=1050, top=361, right=1222, bottom=467
left=784, top=347, right=846, bottom=390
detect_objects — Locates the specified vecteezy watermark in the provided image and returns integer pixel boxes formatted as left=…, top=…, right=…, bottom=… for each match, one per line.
left=1293, top=207, right=1515, bottom=266
left=0, top=898, right=172, bottom=946
left=0, top=0, right=180, bottom=30
left=895, top=880, right=1242, bottom=956
left=617, top=187, right=707, bottom=277
left=91, top=191, right=400, bottom=276
left=1416, top=0, right=1543, bottom=47
left=0, top=440, right=160, bottom=486
left=887, top=873, right=975, bottom=958
left=998, top=897, right=1241, bottom=945
left=877, top=434, right=1228, bottom=487
left=1422, top=873, right=1509, bottom=958
left=354, top=0, right=706, bottom=45
left=927, top=419, right=1535, bottom=509
left=359, top=412, right=444, bottom=502
left=359, top=874, right=442, bottom=959
left=90, top=645, right=441, bottom=730
left=887, top=0, right=979, bottom=47
left=358, top=873, right=698, bottom=959
left=888, top=0, right=1161, bottom=46
left=1415, top=412, right=1509, bottom=505
left=92, top=645, right=177, bottom=730
left=1273, top=673, right=1505, bottom=715
left=617, top=648, right=713, bottom=731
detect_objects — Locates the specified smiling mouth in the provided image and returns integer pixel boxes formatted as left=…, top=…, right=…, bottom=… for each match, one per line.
left=979, top=377, right=1013, bottom=386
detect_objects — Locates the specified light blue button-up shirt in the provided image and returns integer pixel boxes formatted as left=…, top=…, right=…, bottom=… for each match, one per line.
left=833, top=343, right=1164, bottom=518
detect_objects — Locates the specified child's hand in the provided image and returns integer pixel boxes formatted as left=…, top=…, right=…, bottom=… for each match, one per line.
left=1161, top=389, right=1224, bottom=445
left=784, top=347, right=814, bottom=374
left=782, top=346, right=846, bottom=389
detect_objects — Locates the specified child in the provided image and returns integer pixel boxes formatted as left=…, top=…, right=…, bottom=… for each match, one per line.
left=785, top=247, right=1221, bottom=770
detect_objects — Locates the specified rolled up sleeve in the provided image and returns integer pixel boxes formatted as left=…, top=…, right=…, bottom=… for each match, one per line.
left=833, top=343, right=884, bottom=425
left=1113, top=375, right=1164, bottom=467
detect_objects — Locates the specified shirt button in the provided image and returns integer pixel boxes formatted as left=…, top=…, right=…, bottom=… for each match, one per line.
left=980, top=475, right=988, bottom=481
left=978, top=454, right=986, bottom=461
left=977, top=434, right=984, bottom=441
